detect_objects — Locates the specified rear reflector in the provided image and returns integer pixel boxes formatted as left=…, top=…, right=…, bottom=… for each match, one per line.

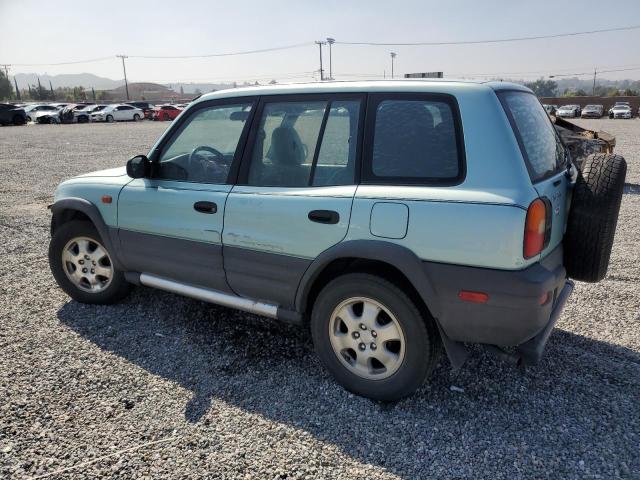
left=458, top=290, right=489, bottom=304
left=524, top=198, right=547, bottom=258
left=538, top=291, right=550, bottom=305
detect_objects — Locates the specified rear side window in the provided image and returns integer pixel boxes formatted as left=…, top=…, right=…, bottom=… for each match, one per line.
left=499, top=91, right=566, bottom=182
left=365, top=95, right=463, bottom=184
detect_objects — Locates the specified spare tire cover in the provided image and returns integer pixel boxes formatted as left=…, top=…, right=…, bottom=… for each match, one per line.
left=564, top=153, right=626, bottom=282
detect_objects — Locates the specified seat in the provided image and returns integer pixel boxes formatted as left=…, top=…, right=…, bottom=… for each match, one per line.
left=260, top=126, right=310, bottom=186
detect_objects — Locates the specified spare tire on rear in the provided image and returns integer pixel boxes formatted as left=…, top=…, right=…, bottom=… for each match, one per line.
left=564, top=153, right=626, bottom=282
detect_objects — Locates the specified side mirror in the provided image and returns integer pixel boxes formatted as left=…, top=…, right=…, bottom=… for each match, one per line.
left=126, top=155, right=150, bottom=178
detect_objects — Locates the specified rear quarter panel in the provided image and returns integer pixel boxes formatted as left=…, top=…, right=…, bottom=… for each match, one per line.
left=348, top=84, right=540, bottom=270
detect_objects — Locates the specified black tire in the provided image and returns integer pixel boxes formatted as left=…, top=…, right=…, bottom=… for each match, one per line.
left=78, top=115, right=88, bottom=124
left=49, top=220, right=132, bottom=304
left=13, top=115, right=25, bottom=126
left=133, top=113, right=140, bottom=121
left=162, top=112, right=169, bottom=121
left=311, top=273, right=441, bottom=401
left=564, top=154, right=627, bottom=282
left=106, top=114, right=114, bottom=123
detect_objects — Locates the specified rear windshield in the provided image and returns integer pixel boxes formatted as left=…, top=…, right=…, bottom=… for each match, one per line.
left=499, top=91, right=566, bottom=182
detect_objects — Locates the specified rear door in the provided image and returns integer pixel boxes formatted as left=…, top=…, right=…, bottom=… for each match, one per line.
left=117, top=98, right=256, bottom=291
left=499, top=91, right=569, bottom=256
left=222, top=94, right=364, bottom=308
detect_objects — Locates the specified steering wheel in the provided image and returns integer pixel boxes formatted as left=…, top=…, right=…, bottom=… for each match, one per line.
left=188, top=145, right=226, bottom=182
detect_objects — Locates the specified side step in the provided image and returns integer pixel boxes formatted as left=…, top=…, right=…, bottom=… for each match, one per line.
left=139, top=273, right=279, bottom=318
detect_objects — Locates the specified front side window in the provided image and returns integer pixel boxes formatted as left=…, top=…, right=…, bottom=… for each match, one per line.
left=499, top=91, right=565, bottom=182
left=367, top=97, right=462, bottom=182
left=156, top=102, right=252, bottom=183
left=246, top=98, right=361, bottom=187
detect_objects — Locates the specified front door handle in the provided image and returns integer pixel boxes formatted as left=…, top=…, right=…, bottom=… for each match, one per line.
left=194, top=201, right=217, bottom=214
left=308, top=210, right=339, bottom=224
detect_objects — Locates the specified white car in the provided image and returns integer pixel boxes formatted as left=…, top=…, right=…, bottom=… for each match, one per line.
left=556, top=105, right=579, bottom=118
left=611, top=105, right=633, bottom=119
left=91, top=104, right=144, bottom=123
left=23, top=104, right=60, bottom=122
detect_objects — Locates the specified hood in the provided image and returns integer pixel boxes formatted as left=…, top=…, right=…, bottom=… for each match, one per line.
left=76, top=166, right=128, bottom=178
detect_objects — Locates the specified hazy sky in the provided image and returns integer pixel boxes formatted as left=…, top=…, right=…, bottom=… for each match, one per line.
left=1, top=0, right=640, bottom=84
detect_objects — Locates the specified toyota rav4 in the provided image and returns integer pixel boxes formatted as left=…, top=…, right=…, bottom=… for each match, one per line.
left=49, top=81, right=626, bottom=401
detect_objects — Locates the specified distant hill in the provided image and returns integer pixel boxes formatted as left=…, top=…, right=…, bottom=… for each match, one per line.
left=13, top=72, right=123, bottom=90
left=106, top=82, right=179, bottom=101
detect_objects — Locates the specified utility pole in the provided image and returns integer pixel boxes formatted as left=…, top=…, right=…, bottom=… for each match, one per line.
left=1, top=64, right=8, bottom=78
left=315, top=41, right=326, bottom=81
left=117, top=54, right=130, bottom=100
left=592, top=67, right=597, bottom=96
left=326, top=38, right=335, bottom=80
left=390, top=52, right=397, bottom=79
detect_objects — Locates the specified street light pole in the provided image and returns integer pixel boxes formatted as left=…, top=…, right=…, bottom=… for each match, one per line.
left=592, top=67, right=597, bottom=96
left=315, top=41, right=326, bottom=81
left=117, top=54, right=130, bottom=100
left=326, top=37, right=335, bottom=80
left=390, top=52, right=397, bottom=79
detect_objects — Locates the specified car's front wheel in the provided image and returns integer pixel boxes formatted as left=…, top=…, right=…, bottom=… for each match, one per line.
left=106, top=114, right=114, bottom=123
left=311, top=273, right=441, bottom=401
left=133, top=113, right=140, bottom=121
left=49, top=220, right=132, bottom=304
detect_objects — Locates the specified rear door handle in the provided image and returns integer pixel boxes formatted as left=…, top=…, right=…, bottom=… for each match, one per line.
left=308, top=210, right=339, bottom=224
left=194, top=201, right=217, bottom=214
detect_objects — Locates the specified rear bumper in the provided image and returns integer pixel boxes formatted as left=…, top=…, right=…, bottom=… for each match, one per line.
left=424, top=245, right=569, bottom=347
left=516, top=279, right=574, bottom=364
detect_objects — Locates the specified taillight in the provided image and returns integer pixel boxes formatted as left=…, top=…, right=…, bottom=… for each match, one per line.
left=523, top=198, right=551, bottom=258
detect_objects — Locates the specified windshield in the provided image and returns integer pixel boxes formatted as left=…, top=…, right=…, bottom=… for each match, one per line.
left=499, top=91, right=566, bottom=182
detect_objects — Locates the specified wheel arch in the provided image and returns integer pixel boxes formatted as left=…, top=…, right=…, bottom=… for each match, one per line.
left=295, top=240, right=442, bottom=321
left=50, top=198, right=123, bottom=269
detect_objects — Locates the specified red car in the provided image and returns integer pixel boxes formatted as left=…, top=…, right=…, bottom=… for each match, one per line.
left=152, top=105, right=182, bottom=121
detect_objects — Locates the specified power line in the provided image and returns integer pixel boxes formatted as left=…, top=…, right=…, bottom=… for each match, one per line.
left=336, top=24, right=640, bottom=46
left=1, top=43, right=313, bottom=66
left=7, top=56, right=115, bottom=67
left=128, top=42, right=313, bottom=59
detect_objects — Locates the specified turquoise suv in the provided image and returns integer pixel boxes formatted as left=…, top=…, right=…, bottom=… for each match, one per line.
left=49, top=81, right=626, bottom=400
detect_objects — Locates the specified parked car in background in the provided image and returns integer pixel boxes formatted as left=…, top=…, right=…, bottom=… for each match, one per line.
left=23, top=104, right=60, bottom=122
left=35, top=106, right=64, bottom=124
left=581, top=104, right=603, bottom=118
left=608, top=102, right=631, bottom=118
left=0, top=103, right=27, bottom=125
left=48, top=81, right=627, bottom=401
left=556, top=105, right=580, bottom=118
left=543, top=104, right=557, bottom=115
left=126, top=102, right=155, bottom=119
left=91, top=104, right=144, bottom=123
left=152, top=104, right=182, bottom=121
left=611, top=104, right=633, bottom=119
left=73, top=104, right=107, bottom=122
left=58, top=104, right=98, bottom=123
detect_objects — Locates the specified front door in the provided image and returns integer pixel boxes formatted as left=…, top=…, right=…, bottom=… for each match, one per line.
left=223, top=95, right=364, bottom=308
left=117, top=99, right=255, bottom=291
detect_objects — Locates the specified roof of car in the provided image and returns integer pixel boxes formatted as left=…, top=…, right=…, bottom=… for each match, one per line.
left=193, top=79, right=531, bottom=104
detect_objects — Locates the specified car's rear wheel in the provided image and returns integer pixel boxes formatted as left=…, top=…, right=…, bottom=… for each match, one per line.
left=311, top=273, right=441, bottom=401
left=49, top=220, right=132, bottom=304
left=133, top=113, right=140, bottom=121
left=106, top=114, right=114, bottom=123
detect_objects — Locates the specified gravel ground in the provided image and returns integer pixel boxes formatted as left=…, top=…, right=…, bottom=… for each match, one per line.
left=0, top=120, right=638, bottom=479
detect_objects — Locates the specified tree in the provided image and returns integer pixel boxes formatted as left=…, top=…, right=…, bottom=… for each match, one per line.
left=524, top=78, right=558, bottom=97
left=623, top=88, right=639, bottom=96
left=0, top=70, right=13, bottom=100
left=574, top=89, right=588, bottom=96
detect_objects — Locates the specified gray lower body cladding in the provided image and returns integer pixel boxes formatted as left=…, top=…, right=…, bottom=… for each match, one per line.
left=424, top=245, right=568, bottom=347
